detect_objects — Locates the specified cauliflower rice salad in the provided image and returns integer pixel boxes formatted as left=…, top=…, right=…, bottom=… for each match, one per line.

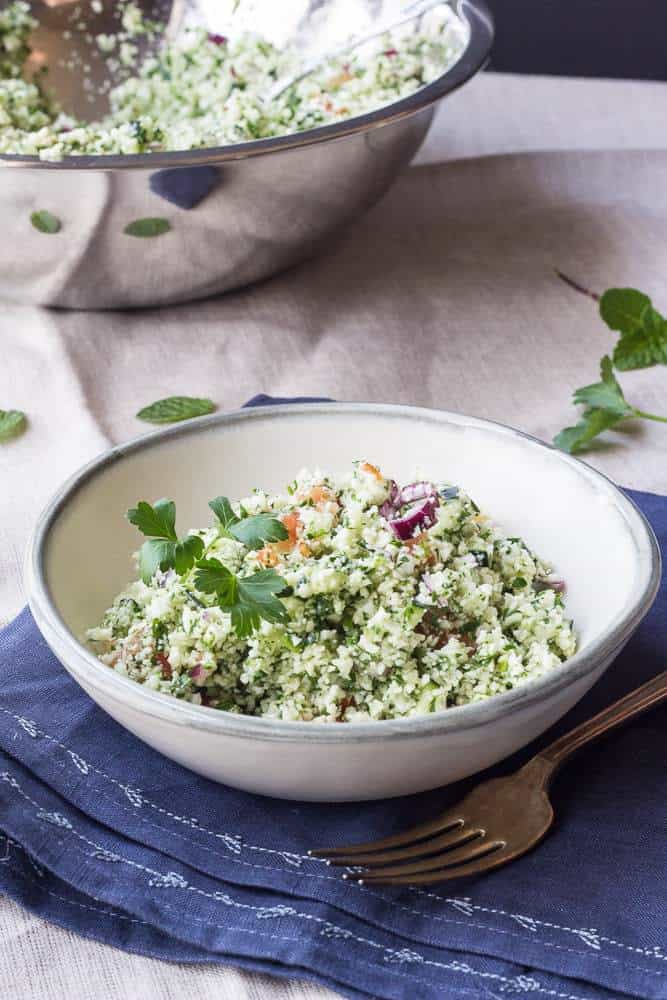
left=0, top=1, right=465, bottom=159
left=87, top=462, right=577, bottom=723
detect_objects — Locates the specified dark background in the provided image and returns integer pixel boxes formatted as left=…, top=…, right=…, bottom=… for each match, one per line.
left=485, top=0, right=667, bottom=80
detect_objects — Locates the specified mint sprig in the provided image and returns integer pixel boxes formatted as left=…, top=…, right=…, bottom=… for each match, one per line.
left=126, top=499, right=204, bottom=583
left=554, top=356, right=667, bottom=454
left=194, top=559, right=288, bottom=638
left=555, top=276, right=667, bottom=454
left=209, top=496, right=288, bottom=550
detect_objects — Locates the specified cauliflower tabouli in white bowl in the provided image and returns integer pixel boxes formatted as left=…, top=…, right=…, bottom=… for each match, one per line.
left=28, top=404, right=658, bottom=799
left=87, top=461, right=577, bottom=724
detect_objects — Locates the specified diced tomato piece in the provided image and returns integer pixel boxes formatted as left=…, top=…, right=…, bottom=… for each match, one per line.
left=156, top=652, right=172, bottom=680
left=361, top=462, right=383, bottom=480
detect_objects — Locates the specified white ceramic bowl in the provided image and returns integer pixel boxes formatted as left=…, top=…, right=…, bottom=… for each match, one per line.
left=26, top=403, right=660, bottom=801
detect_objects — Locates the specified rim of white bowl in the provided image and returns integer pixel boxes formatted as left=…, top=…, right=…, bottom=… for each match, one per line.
left=27, top=402, right=661, bottom=744
left=0, top=0, right=493, bottom=171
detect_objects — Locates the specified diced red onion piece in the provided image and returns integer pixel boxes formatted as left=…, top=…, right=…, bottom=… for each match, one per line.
left=190, top=664, right=210, bottom=683
left=389, top=497, right=439, bottom=540
left=536, top=578, right=566, bottom=593
left=398, top=481, right=437, bottom=505
left=208, top=33, right=228, bottom=45
left=379, top=479, right=400, bottom=520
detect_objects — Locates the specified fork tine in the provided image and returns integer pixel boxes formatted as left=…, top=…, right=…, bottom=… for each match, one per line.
left=357, top=844, right=508, bottom=885
left=309, top=811, right=465, bottom=860
left=356, top=839, right=504, bottom=883
left=329, top=824, right=477, bottom=868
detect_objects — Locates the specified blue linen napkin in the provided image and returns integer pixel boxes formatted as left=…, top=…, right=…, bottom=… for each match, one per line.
left=0, top=396, right=665, bottom=1000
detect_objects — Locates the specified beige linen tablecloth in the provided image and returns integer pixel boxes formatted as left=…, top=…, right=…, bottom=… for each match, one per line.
left=1, top=72, right=667, bottom=999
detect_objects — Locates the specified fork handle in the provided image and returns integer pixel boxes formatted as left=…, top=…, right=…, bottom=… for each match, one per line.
left=537, top=670, right=667, bottom=771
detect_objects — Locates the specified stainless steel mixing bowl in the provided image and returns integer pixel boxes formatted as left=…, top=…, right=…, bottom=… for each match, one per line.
left=0, top=0, right=493, bottom=310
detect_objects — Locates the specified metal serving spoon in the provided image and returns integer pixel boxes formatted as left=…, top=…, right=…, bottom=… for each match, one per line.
left=267, top=0, right=450, bottom=101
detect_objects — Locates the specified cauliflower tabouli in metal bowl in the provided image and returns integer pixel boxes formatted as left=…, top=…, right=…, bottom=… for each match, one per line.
left=86, top=462, right=577, bottom=723
left=0, top=1, right=465, bottom=159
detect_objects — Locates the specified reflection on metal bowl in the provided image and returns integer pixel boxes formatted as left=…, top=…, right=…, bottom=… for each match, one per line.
left=0, top=0, right=493, bottom=309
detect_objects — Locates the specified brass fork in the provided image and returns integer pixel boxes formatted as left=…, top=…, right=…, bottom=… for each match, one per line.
left=311, top=671, right=667, bottom=885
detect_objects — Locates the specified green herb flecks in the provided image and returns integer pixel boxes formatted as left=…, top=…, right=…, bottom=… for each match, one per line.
left=137, top=396, right=216, bottom=424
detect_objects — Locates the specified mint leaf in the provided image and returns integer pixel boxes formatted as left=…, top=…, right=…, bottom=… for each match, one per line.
left=137, top=396, right=216, bottom=424
left=194, top=559, right=288, bottom=638
left=613, top=306, right=667, bottom=371
left=126, top=499, right=203, bottom=583
left=599, top=288, right=651, bottom=335
left=31, top=210, right=61, bottom=234
left=210, top=497, right=288, bottom=550
left=572, top=356, right=634, bottom=417
left=554, top=408, right=625, bottom=455
left=124, top=217, right=171, bottom=238
left=600, top=288, right=667, bottom=371
left=127, top=499, right=177, bottom=540
left=0, top=409, right=27, bottom=442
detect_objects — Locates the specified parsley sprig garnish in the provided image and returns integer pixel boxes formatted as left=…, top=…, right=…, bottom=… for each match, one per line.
left=126, top=496, right=289, bottom=637
left=194, top=559, right=288, bottom=638
left=555, top=276, right=667, bottom=454
left=126, top=499, right=204, bottom=583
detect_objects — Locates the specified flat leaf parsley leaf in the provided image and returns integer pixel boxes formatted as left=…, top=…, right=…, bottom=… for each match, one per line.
left=600, top=288, right=667, bottom=371
left=194, top=558, right=289, bottom=638
left=126, top=498, right=204, bottom=583
left=209, top=496, right=288, bottom=550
